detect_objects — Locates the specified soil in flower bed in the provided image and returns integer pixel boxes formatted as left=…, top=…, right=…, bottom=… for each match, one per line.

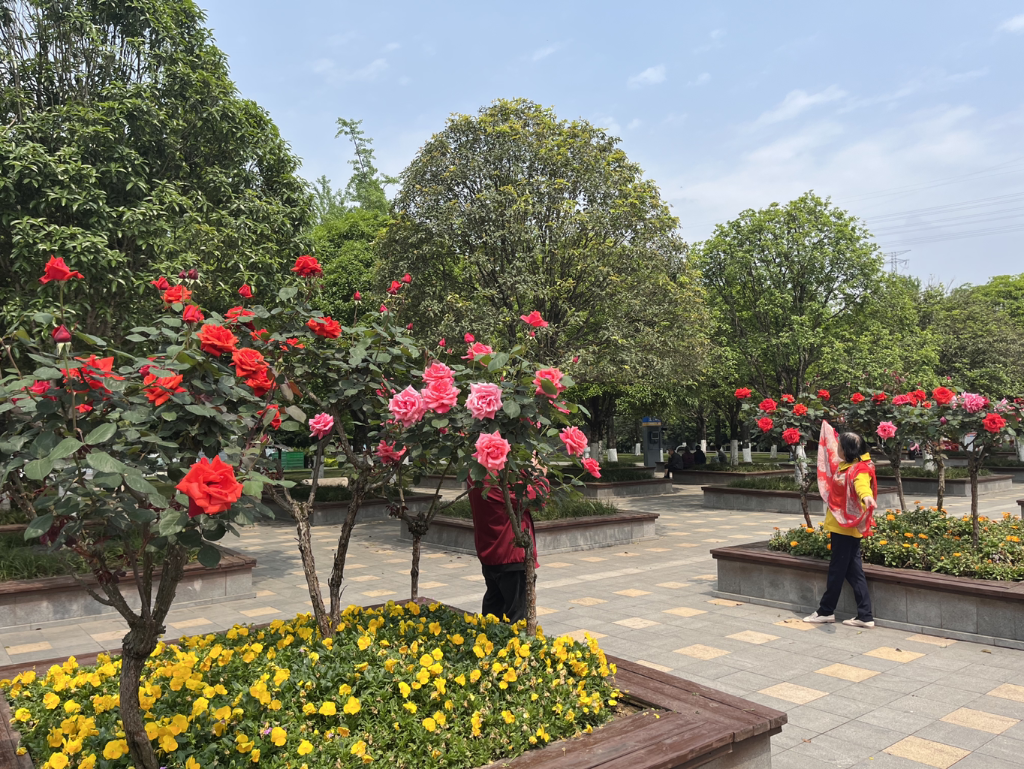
left=284, top=483, right=414, bottom=504
left=1, top=602, right=619, bottom=768
left=876, top=467, right=991, bottom=479
left=699, top=463, right=787, bottom=473
left=770, top=505, right=1024, bottom=581
left=443, top=497, right=621, bottom=522
left=986, top=457, right=1024, bottom=468
left=728, top=477, right=819, bottom=493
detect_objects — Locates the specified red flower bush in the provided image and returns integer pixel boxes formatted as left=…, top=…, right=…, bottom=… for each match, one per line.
left=983, top=413, right=1007, bottom=433
left=734, top=388, right=751, bottom=399
left=150, top=276, right=170, bottom=291
left=817, top=389, right=830, bottom=400
left=225, top=306, right=255, bottom=323
left=780, top=394, right=794, bottom=403
left=258, top=404, right=282, bottom=430
left=872, top=392, right=888, bottom=403
left=51, top=325, right=72, bottom=343
left=375, top=440, right=406, bottom=464
left=386, top=280, right=402, bottom=295
left=198, top=325, right=239, bottom=357
left=782, top=428, right=801, bottom=445
left=291, top=255, right=323, bottom=277
left=238, top=284, right=253, bottom=298
left=231, top=348, right=268, bottom=379
left=306, top=316, right=342, bottom=338
left=851, top=393, right=865, bottom=403
left=559, top=426, right=588, bottom=456
left=759, top=398, right=778, bottom=413
left=39, top=256, right=84, bottom=284
left=143, top=374, right=185, bottom=406
left=182, top=305, right=204, bottom=324
left=932, top=386, right=955, bottom=405
left=793, top=403, right=808, bottom=416
left=757, top=417, right=774, bottom=432
left=520, top=311, right=548, bottom=328
left=534, top=368, right=566, bottom=398
left=176, top=456, right=244, bottom=516
left=244, top=370, right=275, bottom=397
left=162, top=285, right=191, bottom=305
left=582, top=458, right=601, bottom=478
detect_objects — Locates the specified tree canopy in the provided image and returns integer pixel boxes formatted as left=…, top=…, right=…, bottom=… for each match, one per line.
left=0, top=0, right=310, bottom=335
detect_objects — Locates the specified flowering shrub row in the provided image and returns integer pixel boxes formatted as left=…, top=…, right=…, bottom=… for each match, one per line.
left=2, top=603, right=619, bottom=769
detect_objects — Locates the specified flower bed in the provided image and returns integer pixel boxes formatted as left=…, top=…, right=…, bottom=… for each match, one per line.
left=770, top=505, right=1024, bottom=581
left=670, top=465, right=790, bottom=486
left=1, top=602, right=620, bottom=768
left=875, top=471, right=1013, bottom=498
left=263, top=488, right=438, bottom=526
left=702, top=484, right=900, bottom=515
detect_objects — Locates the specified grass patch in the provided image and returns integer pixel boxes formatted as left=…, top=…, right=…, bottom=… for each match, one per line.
left=441, top=496, right=621, bottom=522
left=878, top=467, right=991, bottom=479
left=727, top=477, right=819, bottom=493
left=696, top=463, right=787, bottom=473
left=0, top=533, right=193, bottom=582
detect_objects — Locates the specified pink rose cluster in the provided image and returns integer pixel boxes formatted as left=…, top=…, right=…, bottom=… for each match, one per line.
left=376, top=440, right=406, bottom=465
left=309, top=412, right=334, bottom=439
left=559, top=426, right=588, bottom=456
left=474, top=431, right=511, bottom=474
left=876, top=421, right=897, bottom=440
left=961, top=393, right=990, bottom=414
left=533, top=367, right=565, bottom=399
left=419, top=361, right=461, bottom=414
left=389, top=386, right=428, bottom=427
left=466, top=382, right=504, bottom=420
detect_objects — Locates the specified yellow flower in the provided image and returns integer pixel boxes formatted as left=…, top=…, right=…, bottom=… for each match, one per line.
left=878, top=540, right=888, bottom=545
left=63, top=700, right=81, bottom=714
left=271, top=726, right=287, bottom=746
left=429, top=622, right=442, bottom=635
left=102, top=740, right=128, bottom=760
left=357, top=635, right=372, bottom=651
left=399, top=682, right=411, bottom=698
left=904, top=532, right=914, bottom=538
left=343, top=696, right=361, bottom=715
left=14, top=707, right=31, bottom=722
left=351, top=740, right=368, bottom=757
left=470, top=669, right=481, bottom=683
left=185, top=757, right=201, bottom=769
left=47, top=754, right=69, bottom=769
left=273, top=669, right=290, bottom=686
left=419, top=653, right=433, bottom=667
left=451, top=634, right=464, bottom=645
left=455, top=674, right=466, bottom=686
left=422, top=717, right=437, bottom=732
left=250, top=748, right=261, bottom=763
left=432, top=648, right=443, bottom=661
left=297, top=739, right=313, bottom=756
left=302, top=703, right=316, bottom=715
left=43, top=692, right=61, bottom=710
left=269, top=700, right=282, bottom=711
left=159, top=734, right=179, bottom=752
left=502, top=710, right=516, bottom=724
left=404, top=702, right=417, bottom=714
left=80, top=756, right=97, bottom=769
left=213, top=705, right=232, bottom=721
left=319, top=701, right=337, bottom=716
left=790, top=541, right=799, bottom=547
left=918, top=534, right=928, bottom=540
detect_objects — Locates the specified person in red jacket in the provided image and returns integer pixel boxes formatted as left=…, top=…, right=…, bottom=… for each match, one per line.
left=468, top=477, right=544, bottom=623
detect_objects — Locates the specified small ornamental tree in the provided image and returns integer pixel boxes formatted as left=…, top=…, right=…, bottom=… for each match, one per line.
left=739, top=389, right=830, bottom=526
left=0, top=258, right=278, bottom=769
left=904, top=386, right=957, bottom=510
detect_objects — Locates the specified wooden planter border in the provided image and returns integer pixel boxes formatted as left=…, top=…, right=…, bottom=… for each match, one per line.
left=0, top=599, right=784, bottom=769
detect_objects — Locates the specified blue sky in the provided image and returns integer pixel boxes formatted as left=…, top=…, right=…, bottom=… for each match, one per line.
left=202, top=1, right=1024, bottom=286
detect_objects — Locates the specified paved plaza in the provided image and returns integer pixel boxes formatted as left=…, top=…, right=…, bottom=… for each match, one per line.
left=4, top=484, right=1024, bottom=768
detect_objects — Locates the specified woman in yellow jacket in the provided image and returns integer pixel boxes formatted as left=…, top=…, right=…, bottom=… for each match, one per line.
left=804, top=432, right=877, bottom=628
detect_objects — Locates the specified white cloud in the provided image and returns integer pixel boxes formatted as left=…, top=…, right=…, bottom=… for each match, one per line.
left=627, top=118, right=642, bottom=130
left=998, top=14, right=1024, bottom=32
left=693, top=29, right=725, bottom=54
left=594, top=115, right=622, bottom=135
left=628, top=64, right=667, bottom=88
left=382, top=42, right=401, bottom=52
left=689, top=72, right=711, bottom=86
left=311, top=57, right=389, bottom=84
left=753, top=85, right=847, bottom=126
left=531, top=44, right=559, bottom=61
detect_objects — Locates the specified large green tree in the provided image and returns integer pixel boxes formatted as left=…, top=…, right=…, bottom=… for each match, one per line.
left=0, top=0, right=310, bottom=335
left=375, top=98, right=709, bottom=438
left=697, top=192, right=885, bottom=396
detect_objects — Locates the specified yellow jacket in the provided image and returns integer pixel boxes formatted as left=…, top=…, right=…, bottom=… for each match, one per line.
left=823, top=453, right=874, bottom=538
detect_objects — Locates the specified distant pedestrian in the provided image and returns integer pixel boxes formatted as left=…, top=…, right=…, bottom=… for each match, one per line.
left=665, top=448, right=686, bottom=478
left=717, top=445, right=727, bottom=463
left=693, top=445, right=707, bottom=466
left=805, top=428, right=877, bottom=628
left=681, top=447, right=696, bottom=469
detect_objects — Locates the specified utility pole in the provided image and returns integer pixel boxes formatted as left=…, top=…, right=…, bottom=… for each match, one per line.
left=885, top=250, right=910, bottom=273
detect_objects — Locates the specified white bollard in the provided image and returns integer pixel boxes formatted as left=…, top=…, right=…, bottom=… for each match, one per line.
left=660, top=449, right=665, bottom=462
left=607, top=448, right=618, bottom=462
left=770, top=445, right=777, bottom=459
left=731, top=439, right=739, bottom=466
left=742, top=446, right=752, bottom=464
left=701, top=440, right=707, bottom=452
left=634, top=442, right=641, bottom=456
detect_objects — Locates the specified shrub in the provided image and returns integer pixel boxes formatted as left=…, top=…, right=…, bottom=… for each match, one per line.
left=698, top=463, right=786, bottom=473
left=443, top=497, right=620, bottom=522
left=728, top=477, right=820, bottom=493
left=770, top=506, right=1024, bottom=581
left=877, top=467, right=990, bottom=479
left=1, top=603, right=619, bottom=769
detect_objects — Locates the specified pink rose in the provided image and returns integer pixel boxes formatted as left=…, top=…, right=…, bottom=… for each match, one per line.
left=474, top=431, right=511, bottom=474
left=389, top=386, right=427, bottom=427
left=376, top=440, right=407, bottom=465
left=462, top=342, right=493, bottom=361
left=582, top=458, right=601, bottom=478
left=466, top=383, right=504, bottom=420
left=559, top=426, right=588, bottom=456
left=533, top=367, right=565, bottom=398
left=961, top=393, right=989, bottom=414
left=423, top=378, right=461, bottom=414
left=876, top=421, right=897, bottom=440
left=520, top=311, right=549, bottom=328
left=310, top=412, right=335, bottom=439
left=422, top=362, right=454, bottom=384
left=892, top=394, right=912, bottom=406
left=464, top=333, right=475, bottom=343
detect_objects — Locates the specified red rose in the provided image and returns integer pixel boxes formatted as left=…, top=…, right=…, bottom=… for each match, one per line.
left=380, top=304, right=388, bottom=313
left=757, top=417, right=774, bottom=433
left=225, top=306, right=255, bottom=323
left=258, top=404, right=282, bottom=430
left=306, top=316, right=342, bottom=338
left=353, top=290, right=362, bottom=302
left=735, top=388, right=752, bottom=399
left=63, top=355, right=124, bottom=392
left=176, top=456, right=244, bottom=516
left=182, top=305, right=204, bottom=324
left=162, top=285, right=192, bottom=305
left=932, top=386, right=955, bottom=405
left=245, top=369, right=276, bottom=397
left=793, top=403, right=808, bottom=416
left=817, top=389, right=830, bottom=401
left=520, top=311, right=549, bottom=328
left=232, top=348, right=268, bottom=379
left=39, top=256, right=84, bottom=284
left=401, top=273, right=412, bottom=284
left=438, top=338, right=446, bottom=347
left=150, top=276, right=170, bottom=291
left=386, top=280, right=402, bottom=295
left=759, top=398, right=778, bottom=413
left=291, top=255, right=323, bottom=277
left=872, top=392, right=888, bottom=403
left=851, top=393, right=865, bottom=403
left=51, top=325, right=72, bottom=344
left=198, top=324, right=238, bottom=357
left=782, top=427, right=801, bottom=445
left=781, top=394, right=794, bottom=403
left=464, top=333, right=475, bottom=343
left=406, top=323, right=414, bottom=330
left=75, top=403, right=93, bottom=414
left=143, top=373, right=186, bottom=406
left=238, top=284, right=253, bottom=298
left=983, top=413, right=1007, bottom=433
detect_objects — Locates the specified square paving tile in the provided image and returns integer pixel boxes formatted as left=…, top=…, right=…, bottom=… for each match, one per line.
left=656, top=582, right=691, bottom=589
left=674, top=644, right=730, bottom=661
left=565, top=629, right=606, bottom=642
left=614, top=552, right=640, bottom=557
left=579, top=557, right=606, bottom=562
left=462, top=575, right=485, bottom=582
left=239, top=607, right=280, bottom=618
left=614, top=617, right=661, bottom=629
left=90, top=631, right=126, bottom=643
left=662, top=607, right=707, bottom=618
left=758, top=682, right=827, bottom=705
left=614, top=589, right=651, bottom=597
left=989, top=684, right=1024, bottom=703
left=727, top=630, right=779, bottom=645
left=5, top=641, right=52, bottom=655
left=676, top=543, right=699, bottom=548
left=774, top=618, right=818, bottom=631
left=440, top=563, right=468, bottom=569
left=941, top=707, right=1019, bottom=735
left=645, top=548, right=671, bottom=552
left=816, top=663, right=880, bottom=682
left=168, top=617, right=213, bottom=629
left=707, top=598, right=743, bottom=606
left=906, top=634, right=957, bottom=648
left=693, top=574, right=717, bottom=580
left=865, top=647, right=926, bottom=664
left=636, top=660, right=673, bottom=673
left=570, top=597, right=607, bottom=606
left=419, top=582, right=447, bottom=589
left=255, top=590, right=276, bottom=597
left=545, top=562, right=574, bottom=568
left=883, top=736, right=970, bottom=768
left=535, top=607, right=559, bottom=616
left=361, top=590, right=396, bottom=598
left=348, top=575, right=380, bottom=582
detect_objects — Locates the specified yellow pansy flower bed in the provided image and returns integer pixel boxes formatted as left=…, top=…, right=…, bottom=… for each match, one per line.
left=2, top=602, right=619, bottom=768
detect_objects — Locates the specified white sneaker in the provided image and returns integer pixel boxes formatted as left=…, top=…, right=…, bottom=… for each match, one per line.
left=843, top=618, right=875, bottom=628
left=803, top=612, right=835, bottom=624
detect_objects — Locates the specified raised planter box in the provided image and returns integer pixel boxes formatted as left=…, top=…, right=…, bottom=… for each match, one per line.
left=877, top=474, right=1014, bottom=497
left=0, top=546, right=255, bottom=631
left=0, top=598, right=784, bottom=769
left=672, top=468, right=790, bottom=486
left=419, top=474, right=466, bottom=492
left=400, top=512, right=660, bottom=555
left=712, top=541, right=1024, bottom=650
left=581, top=477, right=673, bottom=499
left=265, top=493, right=438, bottom=526
left=702, top=485, right=900, bottom=515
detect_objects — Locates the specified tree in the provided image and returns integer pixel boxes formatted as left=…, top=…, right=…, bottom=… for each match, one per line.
left=697, top=192, right=884, bottom=396
left=375, top=98, right=709, bottom=437
left=0, top=0, right=310, bottom=337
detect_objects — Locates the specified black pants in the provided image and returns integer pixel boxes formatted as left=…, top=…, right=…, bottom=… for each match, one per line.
left=481, top=564, right=528, bottom=623
left=817, top=533, right=873, bottom=621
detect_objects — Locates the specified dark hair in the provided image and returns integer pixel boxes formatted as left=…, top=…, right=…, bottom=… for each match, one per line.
left=840, top=432, right=868, bottom=462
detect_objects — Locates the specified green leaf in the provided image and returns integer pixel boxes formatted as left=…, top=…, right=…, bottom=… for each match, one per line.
left=198, top=545, right=222, bottom=568
left=278, top=286, right=298, bottom=301
left=487, top=352, right=509, bottom=372
left=158, top=509, right=188, bottom=538
left=502, top=400, right=521, bottom=418
left=24, top=513, right=53, bottom=540
left=123, top=472, right=159, bottom=495
left=32, top=312, right=54, bottom=325
left=47, top=437, right=83, bottom=461
left=540, top=377, right=559, bottom=397
left=24, top=458, right=54, bottom=480
left=285, top=405, right=307, bottom=423
left=32, top=366, right=64, bottom=380
left=86, top=451, right=129, bottom=475
left=242, top=480, right=264, bottom=498
left=84, top=423, right=117, bottom=445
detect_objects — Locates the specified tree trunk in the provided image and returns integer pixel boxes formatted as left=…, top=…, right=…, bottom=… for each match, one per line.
left=936, top=455, right=946, bottom=512
left=891, top=452, right=907, bottom=512
left=410, top=535, right=421, bottom=601
left=120, top=627, right=161, bottom=769
left=328, top=477, right=367, bottom=628
left=294, top=504, right=330, bottom=637
left=969, top=456, right=980, bottom=547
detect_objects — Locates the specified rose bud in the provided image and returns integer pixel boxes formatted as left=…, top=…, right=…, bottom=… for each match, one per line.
left=52, top=325, right=72, bottom=343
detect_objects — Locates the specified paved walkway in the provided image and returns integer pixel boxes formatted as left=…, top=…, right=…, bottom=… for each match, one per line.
left=4, top=484, right=1024, bottom=768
